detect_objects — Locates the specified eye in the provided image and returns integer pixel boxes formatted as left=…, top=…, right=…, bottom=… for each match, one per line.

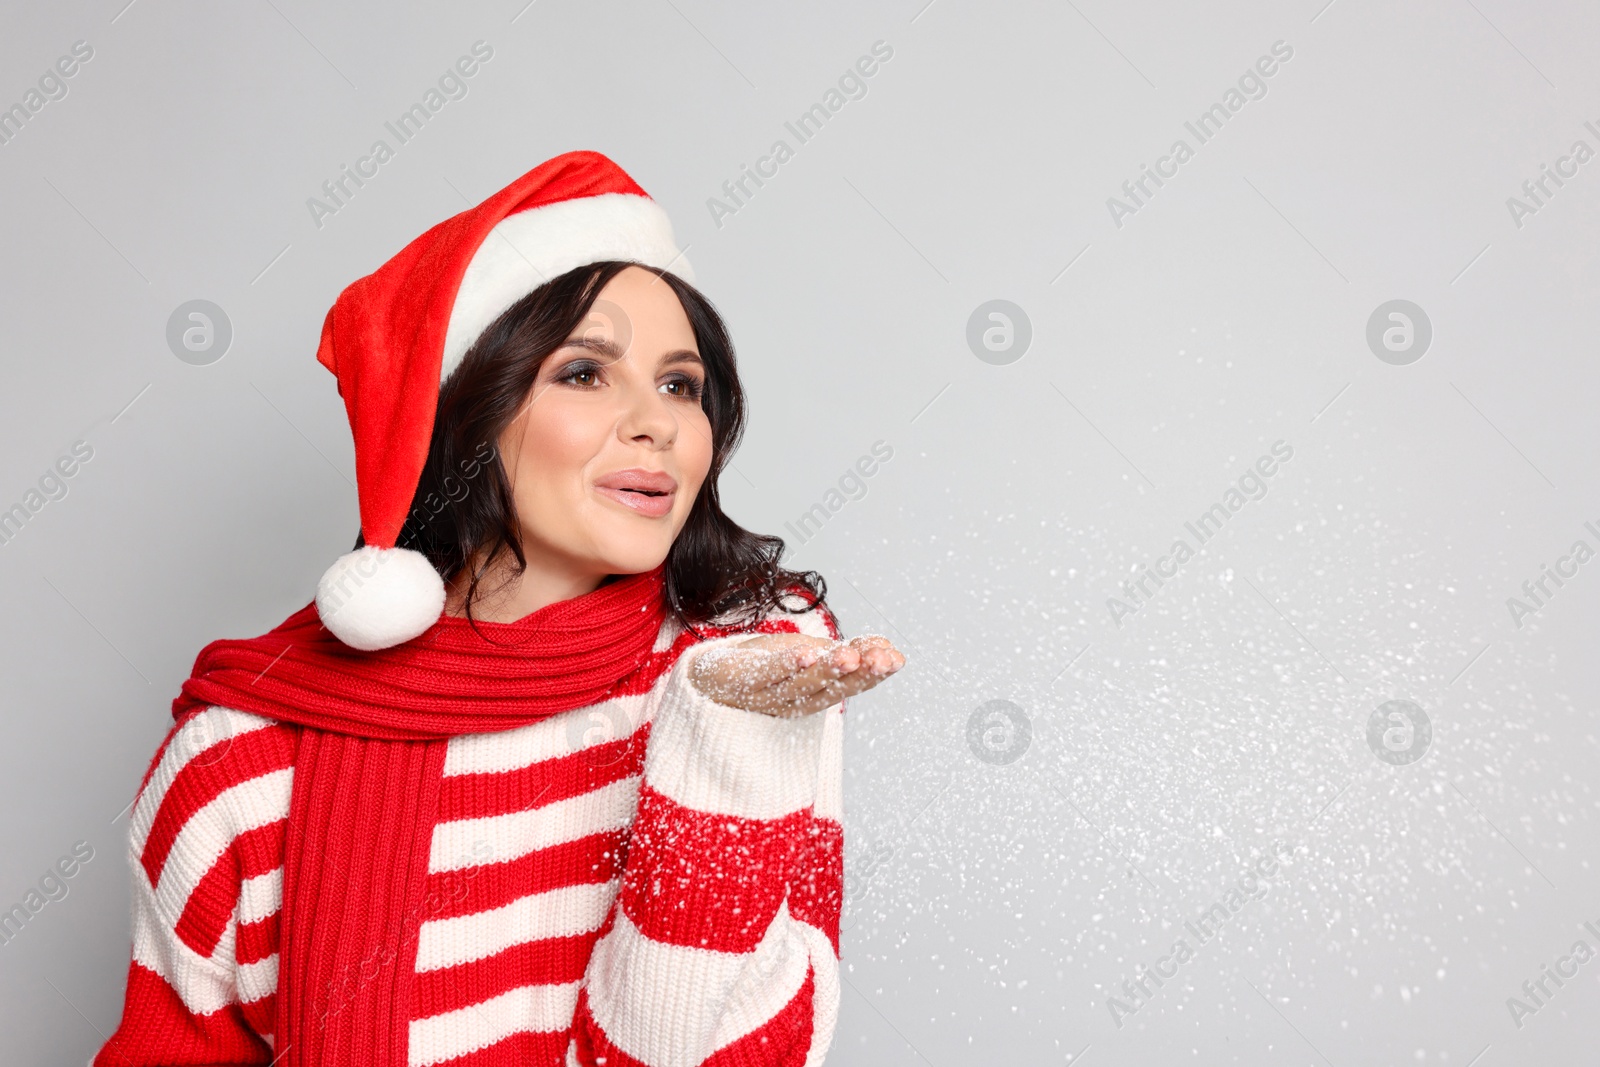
left=661, top=374, right=705, bottom=401
left=556, top=359, right=602, bottom=388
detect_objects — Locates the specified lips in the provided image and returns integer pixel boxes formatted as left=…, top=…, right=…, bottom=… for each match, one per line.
left=594, top=468, right=677, bottom=519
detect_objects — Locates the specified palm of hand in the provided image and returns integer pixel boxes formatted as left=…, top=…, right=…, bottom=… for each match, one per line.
left=688, top=631, right=906, bottom=718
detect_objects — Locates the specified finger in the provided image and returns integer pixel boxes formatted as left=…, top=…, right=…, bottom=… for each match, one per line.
left=846, top=637, right=905, bottom=676
left=806, top=668, right=882, bottom=705
left=786, top=650, right=903, bottom=711
left=855, top=644, right=902, bottom=675
left=694, top=639, right=864, bottom=713
left=793, top=638, right=877, bottom=664
left=715, top=638, right=905, bottom=716
left=835, top=642, right=903, bottom=684
left=846, top=634, right=895, bottom=652
left=776, top=677, right=872, bottom=717
left=785, top=642, right=862, bottom=691
left=745, top=645, right=855, bottom=715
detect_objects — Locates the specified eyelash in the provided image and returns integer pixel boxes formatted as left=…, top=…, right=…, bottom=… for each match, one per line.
left=557, top=359, right=704, bottom=401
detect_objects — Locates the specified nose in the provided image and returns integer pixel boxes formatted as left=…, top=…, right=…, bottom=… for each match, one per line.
left=615, top=370, right=678, bottom=449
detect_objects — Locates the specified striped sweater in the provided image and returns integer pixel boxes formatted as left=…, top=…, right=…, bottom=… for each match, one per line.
left=94, top=598, right=845, bottom=1067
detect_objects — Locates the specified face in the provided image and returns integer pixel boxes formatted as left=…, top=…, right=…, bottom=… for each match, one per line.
left=497, top=265, right=714, bottom=581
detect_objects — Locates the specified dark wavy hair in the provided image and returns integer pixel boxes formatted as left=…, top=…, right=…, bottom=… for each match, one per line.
left=378, top=259, right=827, bottom=637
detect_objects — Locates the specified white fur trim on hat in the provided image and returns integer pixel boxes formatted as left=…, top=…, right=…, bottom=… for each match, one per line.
left=315, top=545, right=446, bottom=651
left=440, top=192, right=694, bottom=382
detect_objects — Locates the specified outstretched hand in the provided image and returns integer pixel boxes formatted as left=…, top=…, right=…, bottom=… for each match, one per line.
left=688, top=631, right=906, bottom=718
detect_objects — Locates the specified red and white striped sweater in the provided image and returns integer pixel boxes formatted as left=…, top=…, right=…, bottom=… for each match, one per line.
left=94, top=599, right=845, bottom=1067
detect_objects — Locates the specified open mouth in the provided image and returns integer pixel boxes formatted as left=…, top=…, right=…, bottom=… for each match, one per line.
left=594, top=466, right=677, bottom=517
left=595, top=484, right=675, bottom=517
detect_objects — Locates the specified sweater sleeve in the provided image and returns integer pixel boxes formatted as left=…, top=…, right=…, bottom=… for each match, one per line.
left=93, top=707, right=288, bottom=1066
left=571, top=597, right=847, bottom=1067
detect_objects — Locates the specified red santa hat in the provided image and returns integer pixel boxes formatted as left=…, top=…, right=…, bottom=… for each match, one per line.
left=310, top=149, right=694, bottom=650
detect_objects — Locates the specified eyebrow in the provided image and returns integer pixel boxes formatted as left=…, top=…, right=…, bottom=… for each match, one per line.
left=558, top=335, right=703, bottom=368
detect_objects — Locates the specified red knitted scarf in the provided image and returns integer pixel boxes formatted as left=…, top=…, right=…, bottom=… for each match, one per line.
left=171, top=564, right=671, bottom=1066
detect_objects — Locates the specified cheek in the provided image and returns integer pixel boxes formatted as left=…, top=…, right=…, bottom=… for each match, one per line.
left=511, top=401, right=608, bottom=504
left=680, top=410, right=715, bottom=492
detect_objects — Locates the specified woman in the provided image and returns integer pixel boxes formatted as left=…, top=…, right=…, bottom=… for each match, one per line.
left=95, top=151, right=904, bottom=1067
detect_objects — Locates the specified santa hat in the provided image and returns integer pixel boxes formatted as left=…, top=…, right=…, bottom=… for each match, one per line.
left=311, top=150, right=694, bottom=650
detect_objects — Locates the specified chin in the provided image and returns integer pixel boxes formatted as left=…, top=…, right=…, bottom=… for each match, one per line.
left=588, top=535, right=673, bottom=576
left=569, top=503, right=673, bottom=567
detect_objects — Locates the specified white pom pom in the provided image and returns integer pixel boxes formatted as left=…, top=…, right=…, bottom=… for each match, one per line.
left=315, top=546, right=446, bottom=650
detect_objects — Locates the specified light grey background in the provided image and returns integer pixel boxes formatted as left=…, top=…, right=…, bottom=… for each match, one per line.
left=2, top=0, right=1597, bottom=1063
